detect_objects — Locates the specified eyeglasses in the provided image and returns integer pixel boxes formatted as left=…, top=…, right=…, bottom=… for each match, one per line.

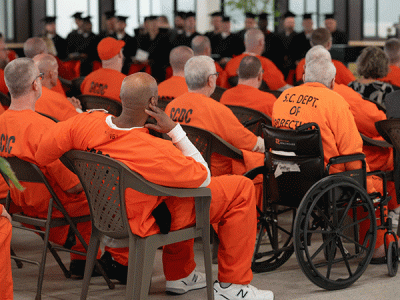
left=209, top=72, right=219, bottom=79
left=32, top=72, right=44, bottom=85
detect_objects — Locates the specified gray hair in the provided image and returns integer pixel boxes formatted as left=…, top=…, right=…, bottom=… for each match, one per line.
left=304, top=60, right=336, bottom=88
left=23, top=37, right=47, bottom=58
left=244, top=28, right=264, bottom=50
left=305, top=45, right=331, bottom=65
left=184, top=55, right=216, bottom=90
left=4, top=58, right=38, bottom=98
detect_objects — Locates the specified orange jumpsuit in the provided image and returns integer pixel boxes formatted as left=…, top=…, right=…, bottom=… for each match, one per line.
left=295, top=58, right=356, bottom=85
left=0, top=109, right=93, bottom=260
left=35, top=86, right=79, bottom=121
left=157, top=76, right=188, bottom=99
left=0, top=69, right=9, bottom=95
left=223, top=53, right=287, bottom=90
left=80, top=68, right=126, bottom=102
left=273, top=82, right=391, bottom=249
left=334, top=84, right=398, bottom=211
left=165, top=92, right=262, bottom=176
left=220, top=84, right=277, bottom=117
left=379, top=65, right=400, bottom=88
left=0, top=204, right=13, bottom=299
left=35, top=111, right=257, bottom=284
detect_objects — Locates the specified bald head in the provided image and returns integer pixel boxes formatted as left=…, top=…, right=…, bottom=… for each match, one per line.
left=238, top=56, right=262, bottom=79
left=23, top=37, right=47, bottom=58
left=169, top=46, right=194, bottom=73
left=191, top=35, right=211, bottom=56
left=311, top=28, right=332, bottom=48
left=120, top=73, right=158, bottom=109
left=244, top=29, right=264, bottom=53
left=305, top=45, right=332, bottom=65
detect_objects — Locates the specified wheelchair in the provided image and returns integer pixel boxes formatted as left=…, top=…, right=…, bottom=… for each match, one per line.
left=245, top=122, right=398, bottom=290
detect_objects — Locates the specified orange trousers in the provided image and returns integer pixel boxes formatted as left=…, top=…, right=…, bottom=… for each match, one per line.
left=0, top=216, right=13, bottom=299
left=108, top=175, right=257, bottom=285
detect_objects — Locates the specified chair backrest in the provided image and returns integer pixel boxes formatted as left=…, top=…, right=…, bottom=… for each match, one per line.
left=37, top=112, right=59, bottom=123
left=158, top=96, right=173, bottom=110
left=62, top=150, right=211, bottom=239
left=360, top=132, right=392, bottom=148
left=376, top=119, right=400, bottom=201
left=77, top=95, right=122, bottom=116
left=0, top=92, right=11, bottom=107
left=384, top=90, right=400, bottom=119
left=179, top=125, right=243, bottom=166
left=0, top=156, right=60, bottom=205
left=226, top=105, right=272, bottom=136
left=262, top=123, right=325, bottom=207
left=210, top=86, right=226, bottom=102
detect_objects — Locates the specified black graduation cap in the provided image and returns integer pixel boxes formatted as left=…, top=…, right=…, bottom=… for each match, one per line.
left=104, top=10, right=116, bottom=20
left=41, top=16, right=56, bottom=24
left=175, top=11, right=186, bottom=19
left=116, top=16, right=128, bottom=22
left=283, top=11, right=296, bottom=19
left=185, top=11, right=196, bottom=19
left=210, top=12, right=223, bottom=17
left=71, top=12, right=83, bottom=19
left=259, top=13, right=270, bottom=20
left=325, top=13, right=335, bottom=20
left=223, top=16, right=230, bottom=22
left=245, top=12, right=256, bottom=19
left=303, top=13, right=313, bottom=20
left=82, top=16, right=92, bottom=23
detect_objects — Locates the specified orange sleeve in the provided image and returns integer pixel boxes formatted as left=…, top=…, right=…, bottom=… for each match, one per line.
left=296, top=59, right=305, bottom=82
left=261, top=58, right=286, bottom=90
left=0, top=70, right=8, bottom=95
left=333, top=60, right=355, bottom=85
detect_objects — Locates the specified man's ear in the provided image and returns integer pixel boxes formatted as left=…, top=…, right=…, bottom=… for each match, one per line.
left=330, top=78, right=335, bottom=90
left=150, top=95, right=157, bottom=106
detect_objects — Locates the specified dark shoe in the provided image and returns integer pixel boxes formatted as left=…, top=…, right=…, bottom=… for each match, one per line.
left=70, top=259, right=102, bottom=279
left=370, top=257, right=387, bottom=265
left=99, top=251, right=128, bottom=284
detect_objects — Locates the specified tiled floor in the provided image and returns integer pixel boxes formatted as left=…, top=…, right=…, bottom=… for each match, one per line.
left=11, top=225, right=400, bottom=300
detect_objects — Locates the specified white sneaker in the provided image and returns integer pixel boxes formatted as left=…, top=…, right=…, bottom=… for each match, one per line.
left=388, top=209, right=400, bottom=231
left=165, top=270, right=207, bottom=294
left=214, top=281, right=274, bottom=300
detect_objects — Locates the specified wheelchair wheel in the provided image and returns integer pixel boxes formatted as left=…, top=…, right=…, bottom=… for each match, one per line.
left=387, top=241, right=398, bottom=277
left=294, top=175, right=376, bottom=290
left=252, top=204, right=296, bottom=273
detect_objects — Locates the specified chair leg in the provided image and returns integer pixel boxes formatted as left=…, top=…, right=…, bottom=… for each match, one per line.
left=127, top=237, right=157, bottom=300
left=80, top=235, right=100, bottom=300
left=46, top=241, right=71, bottom=278
left=203, top=232, right=214, bottom=300
left=10, top=247, right=23, bottom=268
left=35, top=226, right=52, bottom=300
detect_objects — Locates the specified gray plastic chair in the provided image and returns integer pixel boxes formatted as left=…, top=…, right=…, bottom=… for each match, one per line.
left=0, top=156, right=113, bottom=300
left=61, top=150, right=213, bottom=300
left=226, top=105, right=272, bottom=136
left=76, top=94, right=122, bottom=116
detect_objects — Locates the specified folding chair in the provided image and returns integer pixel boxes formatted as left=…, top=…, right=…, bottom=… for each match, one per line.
left=0, top=156, right=113, bottom=300
left=157, top=96, right=173, bottom=110
left=76, top=94, right=122, bottom=116
left=61, top=150, right=213, bottom=300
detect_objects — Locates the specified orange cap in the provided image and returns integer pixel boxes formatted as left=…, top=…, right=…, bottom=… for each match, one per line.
left=97, top=37, right=125, bottom=60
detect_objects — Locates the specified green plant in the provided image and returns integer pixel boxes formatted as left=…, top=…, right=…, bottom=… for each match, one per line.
left=225, top=0, right=279, bottom=17
left=0, top=157, right=24, bottom=191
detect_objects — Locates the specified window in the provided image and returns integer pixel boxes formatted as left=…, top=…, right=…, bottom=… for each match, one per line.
left=0, top=0, right=14, bottom=40
left=364, top=0, right=399, bottom=38
left=289, top=0, right=333, bottom=31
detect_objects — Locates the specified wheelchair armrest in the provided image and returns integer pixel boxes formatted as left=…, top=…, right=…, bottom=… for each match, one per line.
left=328, top=153, right=366, bottom=166
left=243, top=165, right=267, bottom=180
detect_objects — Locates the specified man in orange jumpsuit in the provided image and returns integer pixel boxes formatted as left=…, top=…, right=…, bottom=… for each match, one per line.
left=0, top=37, right=9, bottom=96
left=273, top=55, right=397, bottom=260
left=23, top=37, right=66, bottom=96
left=35, top=72, right=274, bottom=300
left=157, top=46, right=193, bottom=99
left=307, top=45, right=399, bottom=229
left=0, top=204, right=13, bottom=299
left=380, top=38, right=400, bottom=87
left=191, top=35, right=226, bottom=87
left=80, top=37, right=126, bottom=102
left=33, top=54, right=81, bottom=121
left=165, top=55, right=265, bottom=178
left=295, top=28, right=355, bottom=85
left=220, top=55, right=277, bottom=117
left=223, top=29, right=291, bottom=91
left=0, top=57, right=121, bottom=278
